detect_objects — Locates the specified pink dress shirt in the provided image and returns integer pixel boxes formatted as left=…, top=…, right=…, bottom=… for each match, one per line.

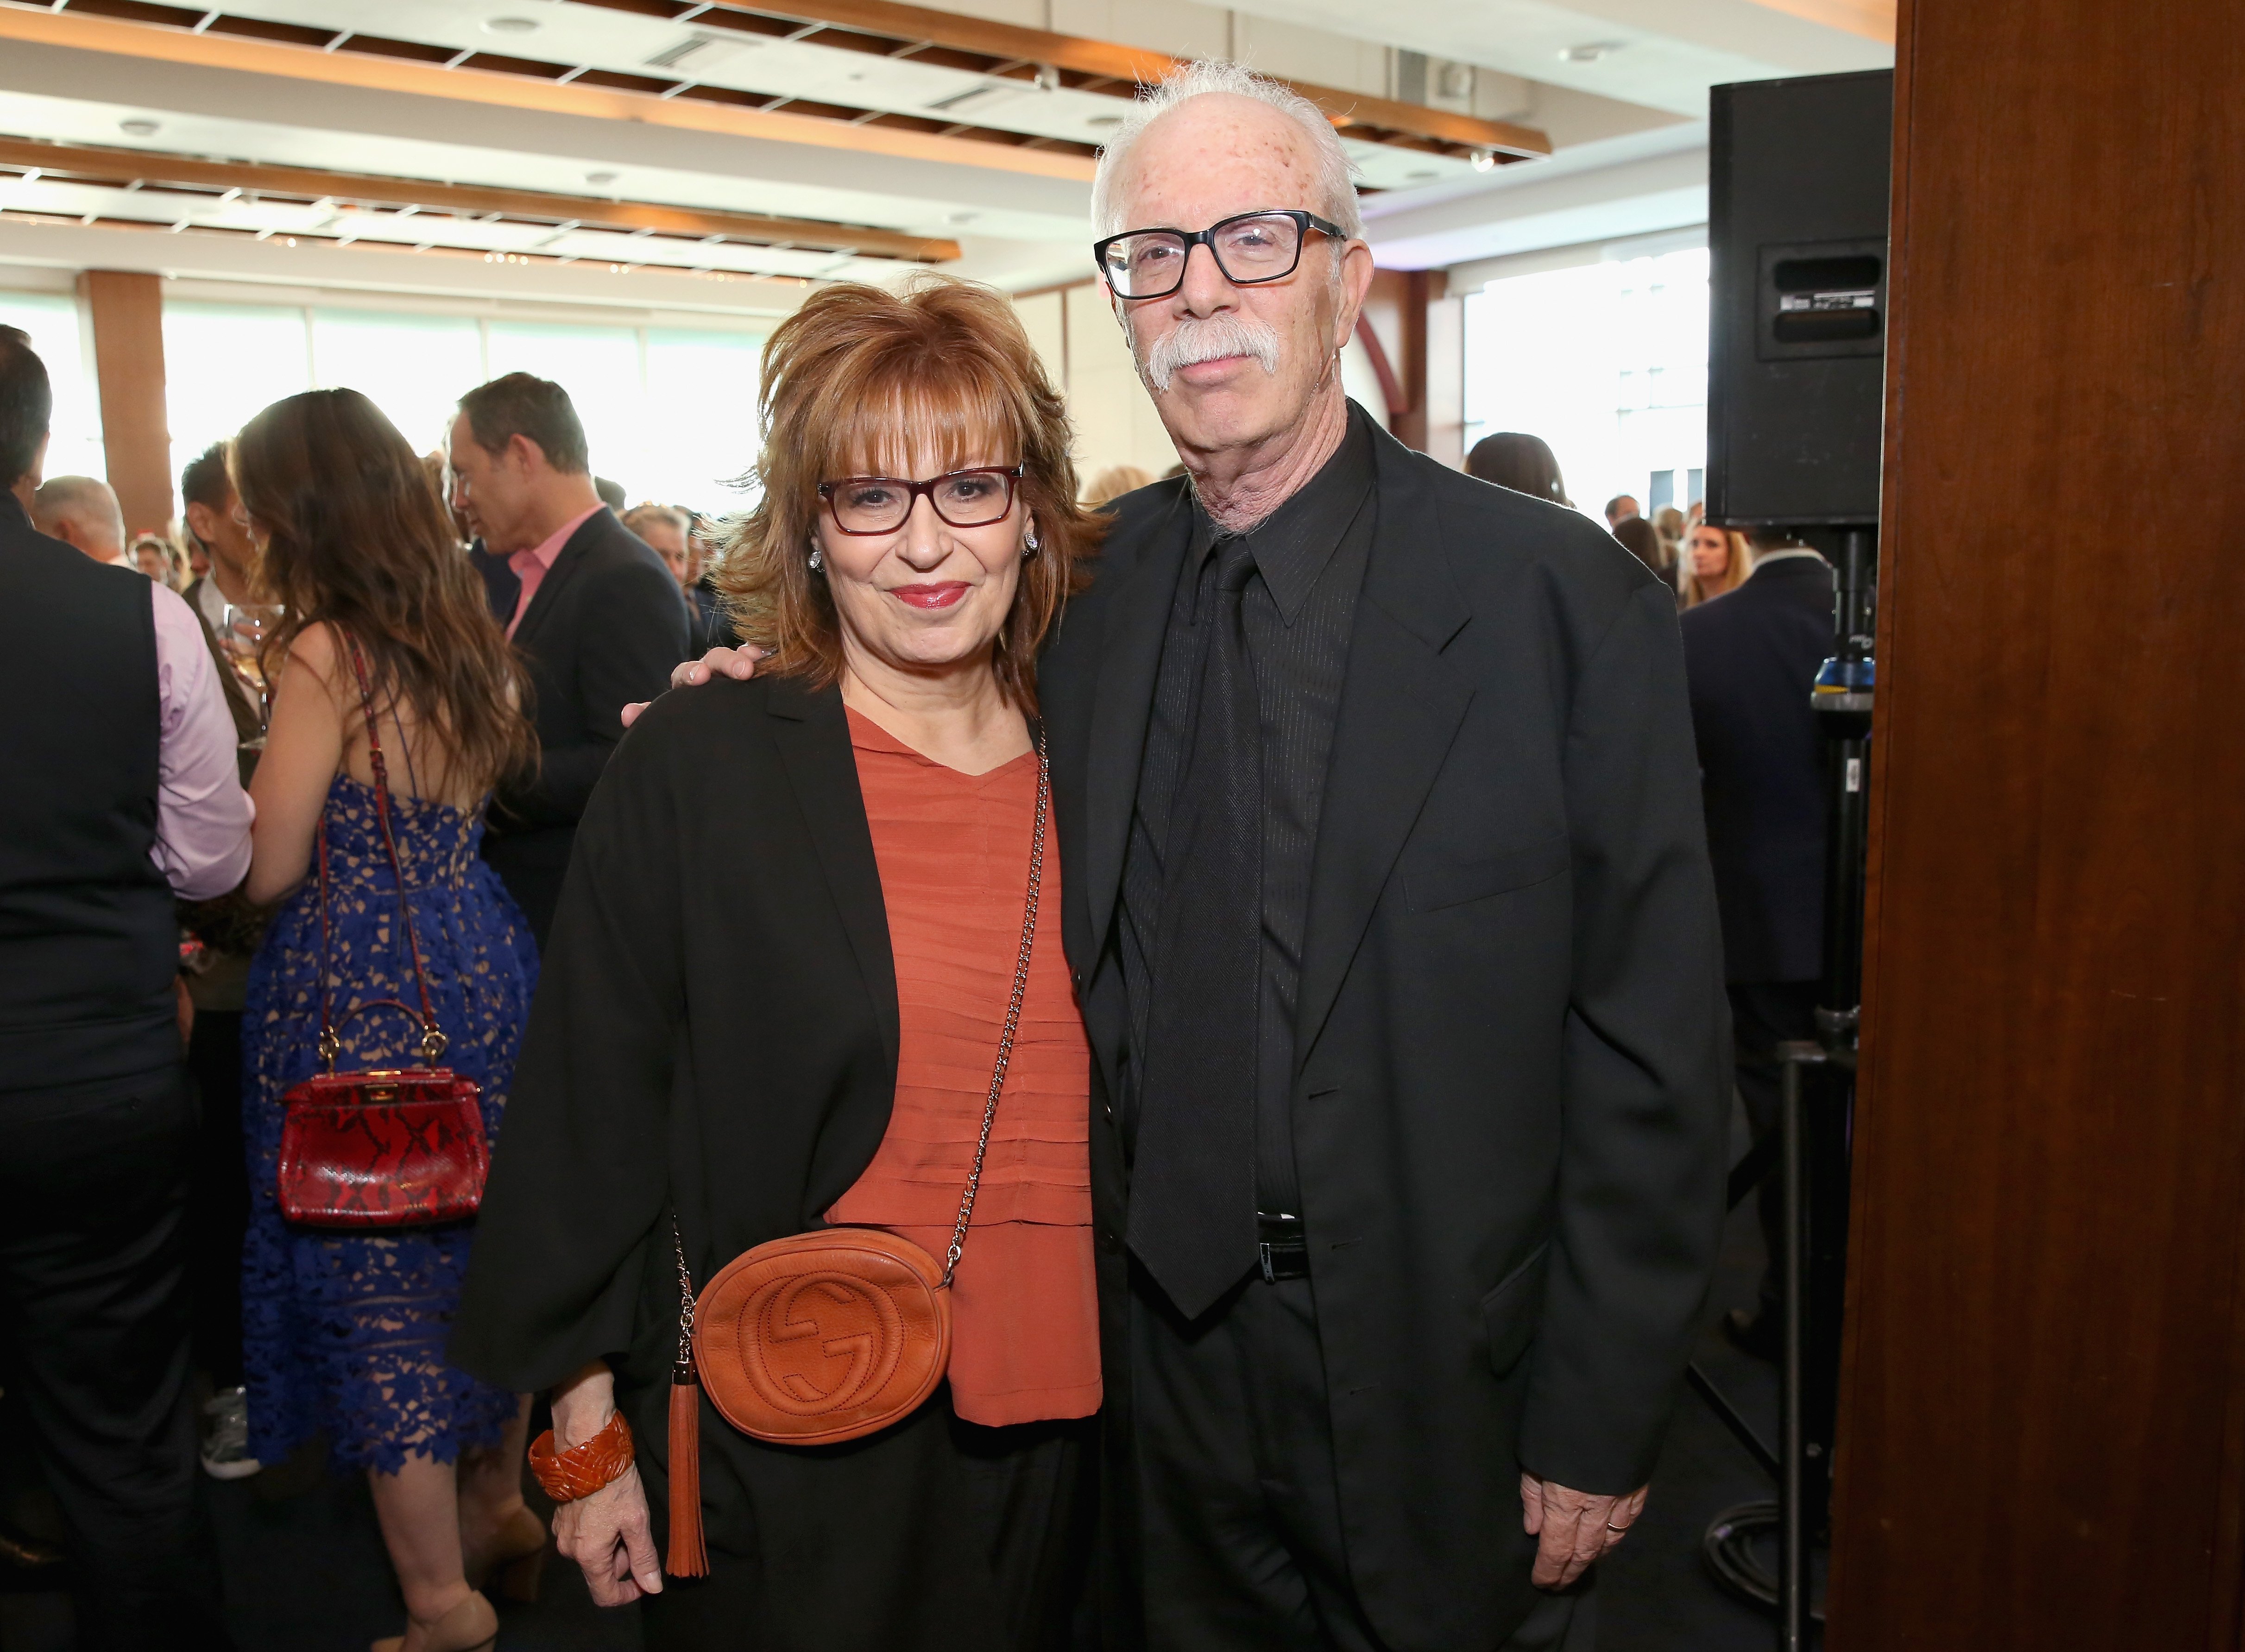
left=149, top=581, right=255, bottom=900
left=504, top=505, right=604, bottom=641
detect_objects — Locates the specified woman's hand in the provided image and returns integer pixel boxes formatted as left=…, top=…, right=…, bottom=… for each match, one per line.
left=620, top=646, right=763, bottom=729
left=549, top=1363, right=664, bottom=1605
left=556, top=1464, right=662, bottom=1606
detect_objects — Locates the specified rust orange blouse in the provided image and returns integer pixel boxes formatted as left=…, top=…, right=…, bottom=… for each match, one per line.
left=825, top=708, right=1101, bottom=1427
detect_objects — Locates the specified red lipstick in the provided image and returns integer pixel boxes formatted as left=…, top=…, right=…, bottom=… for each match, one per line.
left=890, top=582, right=970, bottom=610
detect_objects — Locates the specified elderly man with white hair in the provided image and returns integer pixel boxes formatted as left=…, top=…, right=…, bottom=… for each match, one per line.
left=647, top=59, right=1728, bottom=1652
left=1044, top=63, right=1727, bottom=1652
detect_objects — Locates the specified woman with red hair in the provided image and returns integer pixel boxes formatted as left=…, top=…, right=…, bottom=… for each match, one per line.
left=455, top=278, right=1106, bottom=1651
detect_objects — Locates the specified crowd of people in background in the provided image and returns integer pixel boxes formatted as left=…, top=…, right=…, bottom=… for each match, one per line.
left=67, top=429, right=1779, bottom=626
left=1, top=59, right=1829, bottom=1652
left=1464, top=427, right=1778, bottom=611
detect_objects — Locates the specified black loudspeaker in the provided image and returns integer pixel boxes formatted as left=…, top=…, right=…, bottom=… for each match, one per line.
left=1706, top=69, right=1894, bottom=528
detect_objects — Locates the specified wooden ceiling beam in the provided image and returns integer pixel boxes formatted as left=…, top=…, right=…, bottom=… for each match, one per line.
left=0, top=8, right=1096, bottom=182
left=0, top=137, right=962, bottom=261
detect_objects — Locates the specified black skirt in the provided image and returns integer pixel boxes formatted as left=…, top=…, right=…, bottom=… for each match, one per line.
left=637, top=1382, right=1093, bottom=1652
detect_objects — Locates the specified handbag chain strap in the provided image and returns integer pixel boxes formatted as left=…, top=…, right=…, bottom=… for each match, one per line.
left=312, top=632, right=449, bottom=1074
left=942, top=728, right=1049, bottom=1288
left=668, top=725, right=1051, bottom=1334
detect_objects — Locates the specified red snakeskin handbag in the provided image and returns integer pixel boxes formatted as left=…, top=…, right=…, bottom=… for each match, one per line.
left=275, top=635, right=488, bottom=1229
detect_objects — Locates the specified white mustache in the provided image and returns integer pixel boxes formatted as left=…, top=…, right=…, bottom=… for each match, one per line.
left=1135, top=313, right=1283, bottom=392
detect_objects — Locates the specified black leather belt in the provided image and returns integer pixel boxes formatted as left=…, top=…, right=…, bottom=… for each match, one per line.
left=1257, top=1212, right=1309, bottom=1282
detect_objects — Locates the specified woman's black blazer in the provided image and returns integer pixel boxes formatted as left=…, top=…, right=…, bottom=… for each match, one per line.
left=451, top=673, right=915, bottom=1453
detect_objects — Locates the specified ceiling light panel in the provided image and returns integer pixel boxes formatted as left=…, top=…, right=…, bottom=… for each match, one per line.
left=0, top=170, right=899, bottom=279
left=192, top=0, right=1138, bottom=148
left=0, top=90, right=1082, bottom=246
left=94, top=0, right=1489, bottom=186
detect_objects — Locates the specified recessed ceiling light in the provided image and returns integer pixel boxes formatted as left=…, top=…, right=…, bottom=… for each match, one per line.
left=1560, top=40, right=1624, bottom=62
left=483, top=15, right=539, bottom=34
left=947, top=211, right=979, bottom=224
left=1407, top=169, right=1437, bottom=182
left=119, top=118, right=160, bottom=137
left=585, top=170, right=619, bottom=186
left=1087, top=114, right=1122, bottom=128
left=1469, top=148, right=1498, bottom=172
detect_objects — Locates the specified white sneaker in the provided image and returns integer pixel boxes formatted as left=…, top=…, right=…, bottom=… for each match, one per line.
left=199, top=1387, right=262, bottom=1481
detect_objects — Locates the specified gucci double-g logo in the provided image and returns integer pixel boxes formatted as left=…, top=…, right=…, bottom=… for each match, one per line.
left=741, top=1270, right=908, bottom=1415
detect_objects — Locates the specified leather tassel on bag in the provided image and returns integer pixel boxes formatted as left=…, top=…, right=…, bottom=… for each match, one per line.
left=666, top=1222, right=709, bottom=1578
left=666, top=1369, right=707, bottom=1577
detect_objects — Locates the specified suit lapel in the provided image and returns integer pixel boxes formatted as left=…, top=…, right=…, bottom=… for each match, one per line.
left=512, top=509, right=608, bottom=651
left=765, top=681, right=900, bottom=1069
left=1082, top=488, right=1194, bottom=964
left=1295, top=430, right=1475, bottom=1065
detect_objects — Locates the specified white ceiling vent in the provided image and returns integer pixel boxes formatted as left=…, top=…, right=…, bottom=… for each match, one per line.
left=643, top=33, right=751, bottom=75
left=925, top=82, right=1013, bottom=114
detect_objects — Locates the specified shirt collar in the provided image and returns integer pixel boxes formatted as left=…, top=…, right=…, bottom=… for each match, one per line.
left=517, top=503, right=604, bottom=571
left=1189, top=402, right=1377, bottom=626
left=1747, top=546, right=1830, bottom=577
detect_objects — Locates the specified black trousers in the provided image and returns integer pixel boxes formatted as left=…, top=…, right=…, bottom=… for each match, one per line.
left=642, top=1394, right=1093, bottom=1652
left=0, top=1065, right=231, bottom=1650
left=185, top=1008, right=249, bottom=1387
left=1129, top=1264, right=1593, bottom=1652
left=1729, top=980, right=1822, bottom=1320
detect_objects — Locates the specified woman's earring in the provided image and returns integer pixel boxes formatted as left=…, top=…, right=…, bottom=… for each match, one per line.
left=1023, top=528, right=1040, bottom=559
left=807, top=535, right=824, bottom=574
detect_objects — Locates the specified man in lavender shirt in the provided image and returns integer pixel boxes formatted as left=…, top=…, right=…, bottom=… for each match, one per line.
left=0, top=325, right=251, bottom=1650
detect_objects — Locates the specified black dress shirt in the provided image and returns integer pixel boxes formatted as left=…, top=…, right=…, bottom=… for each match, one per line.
left=1118, top=407, right=1377, bottom=1215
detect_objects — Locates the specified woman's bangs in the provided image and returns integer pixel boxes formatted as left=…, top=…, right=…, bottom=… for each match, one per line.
left=819, top=356, right=1021, bottom=483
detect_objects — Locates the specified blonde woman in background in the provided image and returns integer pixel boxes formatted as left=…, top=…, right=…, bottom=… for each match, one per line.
left=1081, top=462, right=1154, bottom=506
left=1679, top=522, right=1753, bottom=608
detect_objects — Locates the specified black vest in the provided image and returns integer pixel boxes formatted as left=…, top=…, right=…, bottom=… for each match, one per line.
left=0, top=494, right=177, bottom=1089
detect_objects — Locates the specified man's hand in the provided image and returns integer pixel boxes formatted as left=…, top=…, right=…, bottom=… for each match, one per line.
left=1521, top=1472, right=1647, bottom=1589
left=620, top=645, right=763, bottom=729
left=554, top=1463, right=663, bottom=1606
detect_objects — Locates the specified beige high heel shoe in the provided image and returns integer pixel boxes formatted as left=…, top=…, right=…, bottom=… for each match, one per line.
left=370, top=1587, right=498, bottom=1652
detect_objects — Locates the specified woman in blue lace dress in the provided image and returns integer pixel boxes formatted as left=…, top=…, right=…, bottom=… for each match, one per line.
left=237, top=388, right=542, bottom=1652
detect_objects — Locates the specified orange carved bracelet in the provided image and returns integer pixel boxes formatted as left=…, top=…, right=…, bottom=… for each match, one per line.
left=528, top=1411, right=634, bottom=1503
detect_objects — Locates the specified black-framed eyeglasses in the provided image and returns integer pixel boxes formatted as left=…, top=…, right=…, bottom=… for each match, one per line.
left=816, top=466, right=1024, bottom=535
left=1092, top=209, right=1346, bottom=300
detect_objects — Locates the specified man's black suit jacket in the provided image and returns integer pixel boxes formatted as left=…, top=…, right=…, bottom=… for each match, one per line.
left=1040, top=423, right=1730, bottom=1652
left=1678, top=553, right=1835, bottom=984
left=482, top=506, right=688, bottom=948
left=467, top=540, right=519, bottom=627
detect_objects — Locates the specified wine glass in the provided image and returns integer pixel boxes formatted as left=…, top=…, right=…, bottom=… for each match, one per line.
left=221, top=603, right=285, bottom=725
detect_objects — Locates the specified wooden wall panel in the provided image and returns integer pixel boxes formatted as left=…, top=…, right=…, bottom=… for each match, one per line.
left=1358, top=267, right=1437, bottom=452
left=78, top=270, right=171, bottom=535
left=1827, top=0, right=2245, bottom=1646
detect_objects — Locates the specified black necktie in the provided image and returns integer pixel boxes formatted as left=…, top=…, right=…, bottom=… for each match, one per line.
left=1128, top=534, right=1261, bottom=1320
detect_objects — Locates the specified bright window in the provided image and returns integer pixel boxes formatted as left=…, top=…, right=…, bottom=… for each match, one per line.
left=0, top=289, right=105, bottom=482
left=164, top=301, right=312, bottom=481
left=311, top=309, right=486, bottom=458
left=641, top=330, right=763, bottom=516
left=1463, top=245, right=1709, bottom=517
left=153, top=302, right=764, bottom=518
